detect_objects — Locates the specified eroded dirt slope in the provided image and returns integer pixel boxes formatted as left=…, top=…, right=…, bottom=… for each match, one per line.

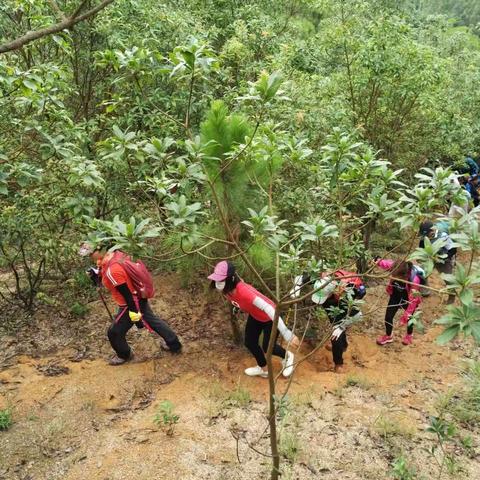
left=1, top=273, right=479, bottom=480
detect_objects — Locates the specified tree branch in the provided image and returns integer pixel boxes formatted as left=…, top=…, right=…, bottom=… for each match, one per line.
left=0, top=0, right=115, bottom=54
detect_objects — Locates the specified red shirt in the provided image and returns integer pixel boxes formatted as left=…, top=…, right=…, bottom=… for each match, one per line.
left=101, top=257, right=135, bottom=306
left=226, top=281, right=274, bottom=322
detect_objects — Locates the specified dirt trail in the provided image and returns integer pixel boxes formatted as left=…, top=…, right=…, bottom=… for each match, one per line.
left=1, top=274, right=479, bottom=480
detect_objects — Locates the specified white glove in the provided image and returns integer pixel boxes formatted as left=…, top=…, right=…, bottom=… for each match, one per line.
left=331, top=326, right=344, bottom=341
left=289, top=275, right=305, bottom=299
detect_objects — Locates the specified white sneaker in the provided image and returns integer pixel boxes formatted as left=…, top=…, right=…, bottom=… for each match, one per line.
left=282, top=351, right=295, bottom=377
left=244, top=366, right=268, bottom=378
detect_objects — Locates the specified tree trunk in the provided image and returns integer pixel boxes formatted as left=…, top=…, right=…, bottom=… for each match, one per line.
left=357, top=219, right=374, bottom=273
left=266, top=308, right=281, bottom=480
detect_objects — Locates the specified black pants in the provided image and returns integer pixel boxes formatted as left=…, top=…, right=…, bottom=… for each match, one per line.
left=323, top=297, right=353, bottom=366
left=244, top=315, right=286, bottom=368
left=107, top=299, right=182, bottom=359
left=332, top=331, right=348, bottom=366
left=385, top=296, right=414, bottom=336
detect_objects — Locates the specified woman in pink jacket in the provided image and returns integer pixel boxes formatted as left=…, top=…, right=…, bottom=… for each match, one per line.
left=375, top=259, right=422, bottom=346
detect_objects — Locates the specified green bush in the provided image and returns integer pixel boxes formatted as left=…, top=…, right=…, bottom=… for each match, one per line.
left=0, top=409, right=13, bottom=431
left=73, top=270, right=94, bottom=291
left=70, top=302, right=89, bottom=317
left=391, top=456, right=417, bottom=480
left=154, top=400, right=179, bottom=436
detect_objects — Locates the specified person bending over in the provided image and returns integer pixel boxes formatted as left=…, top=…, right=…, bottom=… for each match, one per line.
left=209, top=261, right=298, bottom=378
left=291, top=272, right=364, bottom=373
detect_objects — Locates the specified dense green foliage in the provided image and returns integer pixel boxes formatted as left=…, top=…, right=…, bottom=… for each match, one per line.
left=1, top=0, right=480, bottom=346
left=421, top=0, right=480, bottom=30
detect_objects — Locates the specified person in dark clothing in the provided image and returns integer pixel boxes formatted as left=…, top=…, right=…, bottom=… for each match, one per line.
left=321, top=295, right=359, bottom=370
left=465, top=156, right=479, bottom=177
left=307, top=275, right=363, bottom=373
left=466, top=175, right=480, bottom=207
left=80, top=243, right=182, bottom=365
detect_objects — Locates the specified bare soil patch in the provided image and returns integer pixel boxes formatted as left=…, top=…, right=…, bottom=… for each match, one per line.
left=1, top=273, right=479, bottom=479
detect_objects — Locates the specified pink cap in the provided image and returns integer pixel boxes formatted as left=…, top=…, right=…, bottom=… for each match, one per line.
left=208, top=261, right=229, bottom=281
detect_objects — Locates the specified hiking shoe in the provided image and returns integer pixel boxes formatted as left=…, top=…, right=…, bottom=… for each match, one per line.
left=282, top=351, right=295, bottom=378
left=169, top=338, right=183, bottom=354
left=108, top=353, right=133, bottom=366
left=334, top=364, right=346, bottom=374
left=161, top=339, right=182, bottom=354
left=376, top=335, right=393, bottom=346
left=244, top=366, right=268, bottom=378
left=402, top=334, right=413, bottom=346
left=162, top=344, right=182, bottom=354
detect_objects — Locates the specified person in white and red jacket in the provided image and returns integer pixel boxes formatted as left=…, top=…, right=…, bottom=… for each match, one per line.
left=375, top=259, right=423, bottom=346
left=208, top=261, right=298, bottom=378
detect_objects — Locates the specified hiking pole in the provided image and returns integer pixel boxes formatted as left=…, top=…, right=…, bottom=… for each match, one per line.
left=98, top=288, right=114, bottom=323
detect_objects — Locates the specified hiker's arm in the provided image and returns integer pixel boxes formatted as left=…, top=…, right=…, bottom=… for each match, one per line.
left=400, top=291, right=421, bottom=324
left=252, top=296, right=297, bottom=344
left=115, top=283, right=138, bottom=313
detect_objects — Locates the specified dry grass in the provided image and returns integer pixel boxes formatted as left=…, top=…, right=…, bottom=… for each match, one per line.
left=372, top=412, right=417, bottom=440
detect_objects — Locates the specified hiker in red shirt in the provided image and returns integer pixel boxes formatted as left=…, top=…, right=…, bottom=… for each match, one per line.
left=208, top=261, right=298, bottom=378
left=80, top=243, right=182, bottom=365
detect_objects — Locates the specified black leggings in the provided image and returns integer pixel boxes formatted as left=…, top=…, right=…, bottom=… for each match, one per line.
left=332, top=331, right=348, bottom=366
left=385, top=296, right=414, bottom=336
left=244, top=315, right=286, bottom=368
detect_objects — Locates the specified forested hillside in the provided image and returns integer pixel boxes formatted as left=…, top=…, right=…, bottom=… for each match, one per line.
left=1, top=1, right=480, bottom=479
left=1, top=0, right=480, bottom=297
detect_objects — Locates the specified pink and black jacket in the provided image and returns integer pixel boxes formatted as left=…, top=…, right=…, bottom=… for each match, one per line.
left=376, top=259, right=422, bottom=324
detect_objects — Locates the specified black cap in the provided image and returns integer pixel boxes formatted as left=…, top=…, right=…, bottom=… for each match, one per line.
left=419, top=221, right=434, bottom=236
